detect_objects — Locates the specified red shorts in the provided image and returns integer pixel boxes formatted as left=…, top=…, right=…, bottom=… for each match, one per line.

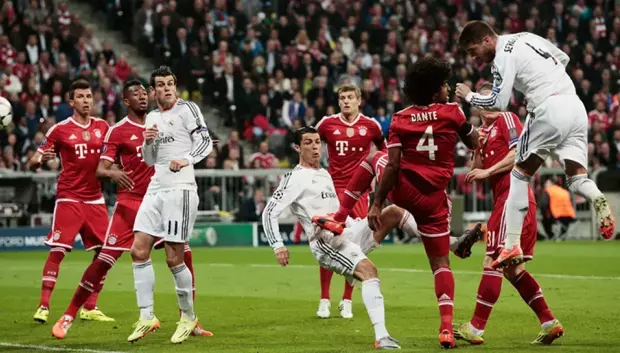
left=486, top=198, right=537, bottom=261
left=46, top=201, right=109, bottom=251
left=103, top=199, right=142, bottom=251
left=337, top=188, right=369, bottom=219
left=372, top=152, right=451, bottom=257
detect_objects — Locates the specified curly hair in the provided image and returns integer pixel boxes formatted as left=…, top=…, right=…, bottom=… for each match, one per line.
left=403, top=56, right=452, bottom=106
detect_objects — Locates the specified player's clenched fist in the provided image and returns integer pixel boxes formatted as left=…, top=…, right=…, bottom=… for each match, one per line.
left=274, top=246, right=289, bottom=267
left=143, top=124, right=159, bottom=144
left=455, top=83, right=472, bottom=100
left=169, top=159, right=189, bottom=172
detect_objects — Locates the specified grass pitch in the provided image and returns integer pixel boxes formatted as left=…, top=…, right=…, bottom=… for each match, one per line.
left=1, top=241, right=619, bottom=353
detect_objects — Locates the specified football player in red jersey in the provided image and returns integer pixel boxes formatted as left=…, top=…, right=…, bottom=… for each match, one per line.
left=314, top=84, right=385, bottom=319
left=453, top=83, right=563, bottom=346
left=28, top=79, right=113, bottom=324
left=51, top=80, right=212, bottom=339
left=368, top=57, right=478, bottom=349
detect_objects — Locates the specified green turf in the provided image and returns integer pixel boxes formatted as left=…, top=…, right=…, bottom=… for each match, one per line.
left=1, top=241, right=619, bottom=353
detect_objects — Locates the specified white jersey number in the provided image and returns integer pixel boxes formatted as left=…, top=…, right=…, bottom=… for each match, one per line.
left=416, top=126, right=438, bottom=161
left=525, top=42, right=557, bottom=65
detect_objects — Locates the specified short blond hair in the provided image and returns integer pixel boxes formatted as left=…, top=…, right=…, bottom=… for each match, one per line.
left=337, top=84, right=361, bottom=98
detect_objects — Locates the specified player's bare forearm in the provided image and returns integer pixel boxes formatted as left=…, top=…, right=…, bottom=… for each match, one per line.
left=27, top=152, right=42, bottom=171
left=458, top=124, right=478, bottom=150
left=372, top=148, right=400, bottom=207
left=488, top=149, right=516, bottom=176
left=96, top=160, right=114, bottom=179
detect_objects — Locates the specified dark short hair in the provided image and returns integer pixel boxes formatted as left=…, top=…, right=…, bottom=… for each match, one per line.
left=294, top=126, right=319, bottom=146
left=403, top=56, right=451, bottom=106
left=69, top=79, right=91, bottom=100
left=149, top=65, right=177, bottom=88
left=123, top=79, right=144, bottom=97
left=458, top=21, right=496, bottom=49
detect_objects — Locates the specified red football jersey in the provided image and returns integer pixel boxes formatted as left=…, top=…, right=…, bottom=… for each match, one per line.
left=100, top=117, right=154, bottom=201
left=388, top=103, right=471, bottom=192
left=480, top=112, right=528, bottom=198
left=247, top=152, right=278, bottom=168
left=315, top=113, right=385, bottom=189
left=38, top=117, right=109, bottom=202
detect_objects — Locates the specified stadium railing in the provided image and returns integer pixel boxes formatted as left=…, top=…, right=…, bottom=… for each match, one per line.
left=0, top=168, right=605, bottom=239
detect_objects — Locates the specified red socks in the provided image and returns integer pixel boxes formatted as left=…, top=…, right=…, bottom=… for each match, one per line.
left=433, top=266, right=455, bottom=333
left=334, top=161, right=375, bottom=222
left=510, top=270, right=555, bottom=324
left=342, top=280, right=354, bottom=301
left=65, top=250, right=122, bottom=318
left=470, top=267, right=503, bottom=330
left=39, top=247, right=67, bottom=308
left=319, top=266, right=333, bottom=299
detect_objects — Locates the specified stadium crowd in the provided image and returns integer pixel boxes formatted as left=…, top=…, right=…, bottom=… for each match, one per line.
left=0, top=0, right=617, bottom=217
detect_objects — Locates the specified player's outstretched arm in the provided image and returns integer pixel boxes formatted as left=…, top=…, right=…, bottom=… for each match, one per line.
left=457, top=59, right=516, bottom=110
left=96, top=159, right=135, bottom=190
left=262, top=172, right=304, bottom=266
left=368, top=147, right=400, bottom=231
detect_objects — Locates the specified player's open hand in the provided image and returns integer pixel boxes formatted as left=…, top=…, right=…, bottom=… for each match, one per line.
left=143, top=124, right=159, bottom=144
left=110, top=170, right=135, bottom=190
left=456, top=83, right=472, bottom=100
left=169, top=159, right=189, bottom=172
left=368, top=204, right=382, bottom=231
left=465, top=168, right=491, bottom=183
left=274, top=246, right=289, bottom=267
left=40, top=148, right=56, bottom=162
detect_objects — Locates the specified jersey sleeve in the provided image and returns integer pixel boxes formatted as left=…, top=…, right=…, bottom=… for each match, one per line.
left=37, top=125, right=58, bottom=153
left=314, top=116, right=329, bottom=138
left=386, top=118, right=401, bottom=149
left=101, top=127, right=119, bottom=163
left=466, top=54, right=516, bottom=110
left=142, top=112, right=158, bottom=166
left=371, top=120, right=387, bottom=150
left=454, top=105, right=474, bottom=137
left=262, top=171, right=304, bottom=250
left=500, top=112, right=523, bottom=149
left=183, top=101, right=213, bottom=165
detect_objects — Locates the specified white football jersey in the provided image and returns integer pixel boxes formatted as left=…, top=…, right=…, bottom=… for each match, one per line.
left=142, top=99, right=213, bottom=192
left=262, top=165, right=340, bottom=249
left=467, top=32, right=574, bottom=111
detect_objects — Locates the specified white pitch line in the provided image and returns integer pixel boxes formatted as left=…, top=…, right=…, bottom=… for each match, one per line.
left=206, top=263, right=620, bottom=281
left=0, top=343, right=126, bottom=353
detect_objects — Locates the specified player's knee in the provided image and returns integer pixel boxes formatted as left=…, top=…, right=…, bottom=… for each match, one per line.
left=130, top=245, right=149, bottom=262
left=354, top=259, right=378, bottom=281
left=483, top=256, right=494, bottom=268
left=383, top=205, right=404, bottom=227
left=503, top=262, right=525, bottom=281
left=428, top=255, right=450, bottom=272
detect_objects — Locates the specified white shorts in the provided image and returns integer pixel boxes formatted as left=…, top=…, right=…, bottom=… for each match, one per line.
left=516, top=95, right=588, bottom=168
left=308, top=217, right=378, bottom=281
left=133, top=189, right=199, bottom=243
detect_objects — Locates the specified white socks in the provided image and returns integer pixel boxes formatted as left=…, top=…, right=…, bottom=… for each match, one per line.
left=133, top=260, right=155, bottom=320
left=504, top=169, right=531, bottom=249
left=566, top=174, right=603, bottom=203
left=362, top=278, right=389, bottom=340
left=171, top=263, right=195, bottom=321
left=399, top=211, right=419, bottom=238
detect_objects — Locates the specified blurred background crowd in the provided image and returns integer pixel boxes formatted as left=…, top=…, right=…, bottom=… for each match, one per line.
left=0, top=0, right=617, bottom=226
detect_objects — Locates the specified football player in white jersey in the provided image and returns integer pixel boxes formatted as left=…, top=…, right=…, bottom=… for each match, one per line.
left=128, top=66, right=213, bottom=344
left=262, top=127, right=419, bottom=349
left=455, top=21, right=615, bottom=269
